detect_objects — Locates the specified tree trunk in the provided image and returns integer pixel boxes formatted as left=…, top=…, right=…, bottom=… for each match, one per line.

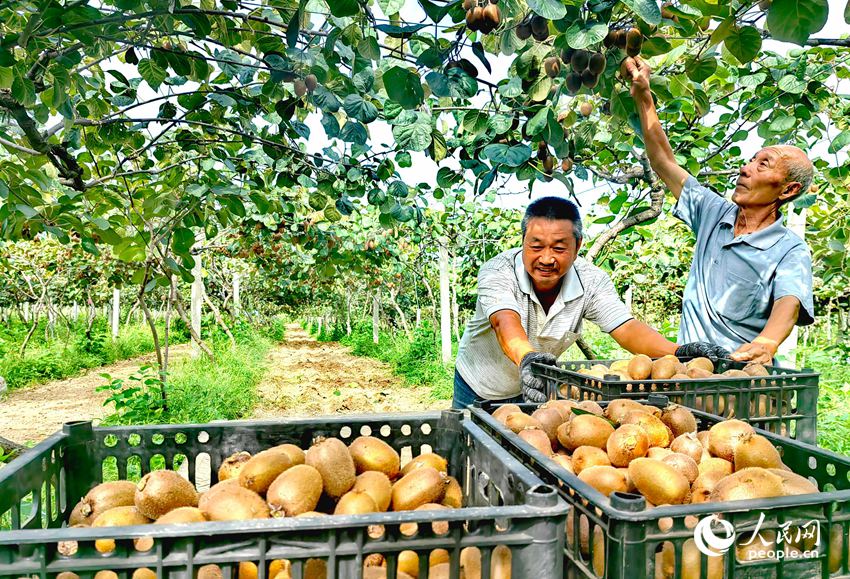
left=138, top=283, right=168, bottom=412
left=451, top=252, right=460, bottom=342
left=111, top=288, right=120, bottom=339
left=190, top=245, right=204, bottom=358
left=204, top=294, right=236, bottom=349
left=346, top=289, right=352, bottom=335
left=124, top=300, right=139, bottom=326
left=0, top=435, right=27, bottom=461
left=372, top=290, right=380, bottom=344
left=19, top=304, right=41, bottom=356
left=576, top=336, right=595, bottom=360
left=439, top=241, right=452, bottom=363
left=388, top=289, right=411, bottom=339
left=171, top=278, right=214, bottom=360
left=232, top=271, right=241, bottom=318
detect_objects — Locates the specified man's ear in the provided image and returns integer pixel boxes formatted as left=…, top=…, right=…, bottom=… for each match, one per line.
left=575, top=236, right=583, bottom=254
left=778, top=182, right=802, bottom=202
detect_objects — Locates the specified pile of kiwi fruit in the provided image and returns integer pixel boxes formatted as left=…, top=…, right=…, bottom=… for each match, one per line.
left=293, top=74, right=317, bottom=98
left=463, top=0, right=501, bottom=34
left=490, top=398, right=842, bottom=576
left=568, top=355, right=780, bottom=417
left=61, top=436, right=510, bottom=579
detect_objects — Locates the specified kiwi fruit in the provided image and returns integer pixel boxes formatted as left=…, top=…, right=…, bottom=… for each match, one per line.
left=401, top=452, right=448, bottom=476
left=238, top=562, right=258, bottom=579
left=462, top=0, right=473, bottom=9
left=519, top=427, right=553, bottom=456
left=334, top=489, right=379, bottom=515
left=135, top=470, right=198, bottom=519
left=349, top=436, right=401, bottom=479
left=492, top=404, right=522, bottom=424
left=201, top=485, right=270, bottom=521
left=531, top=407, right=564, bottom=443
left=547, top=399, right=577, bottom=420
left=239, top=447, right=294, bottom=495
left=155, top=506, right=207, bottom=524
left=606, top=424, right=649, bottom=467
left=198, top=565, right=224, bottom=579
left=627, top=355, right=653, bottom=380
left=304, top=74, right=317, bottom=92
left=560, top=46, right=575, bottom=65
left=515, top=22, right=532, bottom=40
left=625, top=28, right=642, bottom=57
left=70, top=480, right=137, bottom=526
left=294, top=80, right=307, bottom=97
left=542, top=155, right=555, bottom=176
left=707, top=419, right=754, bottom=461
left=578, top=465, right=629, bottom=497
left=661, top=405, right=697, bottom=437
left=363, top=567, right=414, bottom=579
left=461, top=547, right=482, bottom=579
left=543, top=56, right=560, bottom=78
left=391, top=466, right=447, bottom=511
left=743, top=363, right=769, bottom=376
left=92, top=506, right=152, bottom=553
left=579, top=102, right=593, bottom=117
left=561, top=158, right=574, bottom=172
left=441, top=475, right=463, bottom=508
left=218, top=451, right=252, bottom=482
left=481, top=4, right=501, bottom=33
left=628, top=458, right=690, bottom=505
left=305, top=437, right=356, bottom=499
left=557, top=414, right=614, bottom=451
left=94, top=573, right=118, bottom=579
left=352, top=470, right=393, bottom=512
left=504, top=412, right=542, bottom=434
left=621, top=411, right=669, bottom=448
left=577, top=400, right=604, bottom=415
left=698, top=456, right=733, bottom=479
left=686, top=357, right=714, bottom=373
left=721, top=369, right=749, bottom=378
left=551, top=453, right=574, bottom=473
left=605, top=399, right=645, bottom=424
left=686, top=367, right=713, bottom=380
left=651, top=358, right=677, bottom=380
left=768, top=468, right=818, bottom=495
left=603, top=30, right=616, bottom=49
left=276, top=444, right=306, bottom=466
left=691, top=470, right=726, bottom=504
left=56, top=573, right=80, bottom=579
left=400, top=503, right=450, bottom=536
left=565, top=72, right=582, bottom=94
left=733, top=432, right=783, bottom=470
left=132, top=570, right=156, bottom=579
left=588, top=52, right=606, bottom=75
left=646, top=447, right=673, bottom=460
left=614, top=29, right=627, bottom=49
left=710, top=467, right=785, bottom=502
left=570, top=50, right=590, bottom=72
left=198, top=478, right=240, bottom=511
left=572, top=446, right=611, bottom=474
left=669, top=433, right=703, bottom=463
left=267, top=464, right=324, bottom=517
left=661, top=453, right=699, bottom=483
left=530, top=15, right=549, bottom=40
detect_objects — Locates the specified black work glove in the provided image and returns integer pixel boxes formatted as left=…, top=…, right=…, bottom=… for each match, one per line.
left=519, top=351, right=557, bottom=403
left=675, top=342, right=730, bottom=361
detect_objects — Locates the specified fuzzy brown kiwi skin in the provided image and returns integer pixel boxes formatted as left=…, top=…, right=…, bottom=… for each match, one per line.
left=135, top=471, right=198, bottom=520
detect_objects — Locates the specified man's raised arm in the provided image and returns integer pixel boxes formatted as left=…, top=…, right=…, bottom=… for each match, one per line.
left=624, top=57, right=689, bottom=199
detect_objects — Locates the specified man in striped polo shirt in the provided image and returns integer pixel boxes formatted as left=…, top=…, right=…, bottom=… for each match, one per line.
left=453, top=197, right=727, bottom=407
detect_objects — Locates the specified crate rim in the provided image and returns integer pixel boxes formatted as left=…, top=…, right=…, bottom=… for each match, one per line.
left=471, top=397, right=850, bottom=523
left=537, top=358, right=821, bottom=384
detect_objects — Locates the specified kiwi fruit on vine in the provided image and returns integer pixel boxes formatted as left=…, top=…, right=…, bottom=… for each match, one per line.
left=561, top=158, right=574, bottom=172
left=565, top=72, right=583, bottom=95
left=588, top=52, right=606, bottom=75
left=304, top=74, right=317, bottom=93
left=543, top=56, right=561, bottom=78
left=579, top=102, right=593, bottom=117
left=570, top=49, right=590, bottom=72
left=481, top=3, right=501, bottom=33
left=603, top=30, right=616, bottom=49
left=581, top=69, right=599, bottom=89
left=614, top=29, right=628, bottom=49
left=515, top=21, right=532, bottom=40
left=542, top=155, right=555, bottom=175
left=294, top=80, right=307, bottom=98
left=626, top=27, right=643, bottom=57
left=530, top=15, right=549, bottom=40
left=463, top=0, right=474, bottom=9
left=560, top=46, right=575, bottom=65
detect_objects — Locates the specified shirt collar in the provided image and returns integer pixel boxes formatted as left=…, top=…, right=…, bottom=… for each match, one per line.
left=513, top=250, right=584, bottom=304
left=720, top=209, right=787, bottom=250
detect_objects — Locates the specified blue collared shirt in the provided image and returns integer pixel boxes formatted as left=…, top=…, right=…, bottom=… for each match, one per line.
left=673, top=176, right=814, bottom=351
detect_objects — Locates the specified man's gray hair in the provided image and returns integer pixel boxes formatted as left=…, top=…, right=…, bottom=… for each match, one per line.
left=774, top=145, right=814, bottom=205
left=521, top=196, right=583, bottom=241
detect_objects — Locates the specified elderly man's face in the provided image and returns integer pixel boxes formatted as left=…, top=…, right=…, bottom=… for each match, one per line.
left=733, top=146, right=807, bottom=208
left=522, top=218, right=581, bottom=293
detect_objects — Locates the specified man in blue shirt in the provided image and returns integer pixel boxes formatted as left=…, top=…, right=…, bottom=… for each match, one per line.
left=624, top=57, right=815, bottom=365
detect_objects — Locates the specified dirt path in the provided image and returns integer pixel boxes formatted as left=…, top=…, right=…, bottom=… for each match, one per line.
left=251, top=325, right=449, bottom=419
left=0, top=344, right=191, bottom=446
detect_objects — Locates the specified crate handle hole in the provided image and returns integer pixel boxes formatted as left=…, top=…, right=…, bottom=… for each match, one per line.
left=339, top=426, right=352, bottom=439
left=198, top=431, right=210, bottom=443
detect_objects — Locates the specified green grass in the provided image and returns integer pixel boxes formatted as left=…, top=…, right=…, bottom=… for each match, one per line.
left=311, top=320, right=454, bottom=401
left=0, top=317, right=190, bottom=390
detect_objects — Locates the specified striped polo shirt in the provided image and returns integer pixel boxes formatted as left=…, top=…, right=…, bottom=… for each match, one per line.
left=456, top=248, right=633, bottom=400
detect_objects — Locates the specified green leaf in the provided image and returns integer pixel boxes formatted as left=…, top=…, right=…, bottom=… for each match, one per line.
left=340, top=121, right=368, bottom=145
left=767, top=0, right=828, bottom=45
left=437, top=167, right=462, bottom=187
left=418, top=0, right=455, bottom=22
left=462, top=110, right=489, bottom=135
left=425, top=71, right=451, bottom=97
left=321, top=112, right=340, bottom=138
left=725, top=26, right=761, bottom=64
left=392, top=115, right=432, bottom=151
left=768, top=114, right=795, bottom=133
left=358, top=37, right=380, bottom=61
left=828, top=130, right=850, bottom=154
left=429, top=130, right=447, bottom=162
left=138, top=58, right=167, bottom=90
left=527, top=75, right=552, bottom=102
left=621, top=0, right=661, bottom=26
left=446, top=69, right=477, bottom=99
left=375, top=23, right=428, bottom=37
left=396, top=151, right=412, bottom=167
left=286, top=7, right=301, bottom=49
left=527, top=0, right=565, bottom=20
left=565, top=23, right=609, bottom=50
left=328, top=0, right=359, bottom=17
left=383, top=66, right=424, bottom=110
left=481, top=143, right=531, bottom=167
left=685, top=53, right=717, bottom=82
left=343, top=94, right=379, bottom=123
left=312, top=86, right=341, bottom=112
left=367, top=188, right=388, bottom=206
left=11, top=74, right=35, bottom=105
left=499, top=76, right=522, bottom=98
left=778, top=74, right=807, bottom=94
left=845, top=0, right=850, bottom=24
left=527, top=107, right=549, bottom=135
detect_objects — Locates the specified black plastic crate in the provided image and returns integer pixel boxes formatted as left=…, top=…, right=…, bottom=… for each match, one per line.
left=0, top=410, right=567, bottom=578
left=536, top=358, right=819, bottom=443
left=471, top=395, right=850, bottom=579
